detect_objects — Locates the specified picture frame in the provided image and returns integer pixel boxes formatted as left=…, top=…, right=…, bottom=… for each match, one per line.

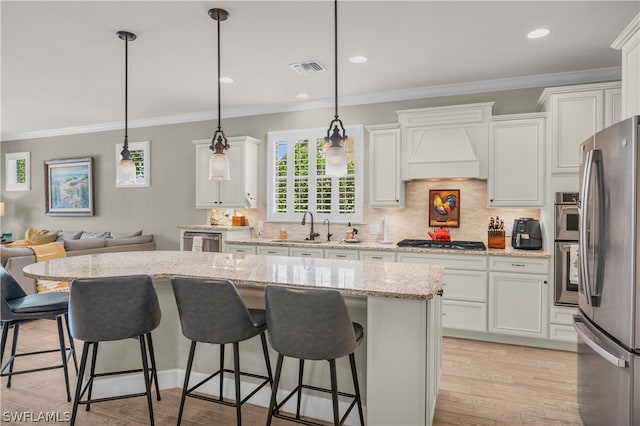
left=428, top=189, right=460, bottom=228
left=44, top=157, right=94, bottom=216
left=115, top=140, right=150, bottom=188
left=5, top=152, right=30, bottom=191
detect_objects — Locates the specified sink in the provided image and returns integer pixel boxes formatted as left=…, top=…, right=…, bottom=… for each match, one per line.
left=269, top=239, right=326, bottom=244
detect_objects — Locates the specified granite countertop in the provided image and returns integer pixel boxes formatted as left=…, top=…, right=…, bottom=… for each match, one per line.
left=225, top=238, right=550, bottom=258
left=178, top=225, right=252, bottom=231
left=23, top=251, right=444, bottom=301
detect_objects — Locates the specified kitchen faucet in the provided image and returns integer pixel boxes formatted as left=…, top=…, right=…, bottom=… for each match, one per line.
left=301, top=211, right=320, bottom=241
left=323, top=219, right=333, bottom=241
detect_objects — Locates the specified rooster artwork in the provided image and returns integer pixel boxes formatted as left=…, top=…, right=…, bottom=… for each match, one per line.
left=428, top=189, right=460, bottom=228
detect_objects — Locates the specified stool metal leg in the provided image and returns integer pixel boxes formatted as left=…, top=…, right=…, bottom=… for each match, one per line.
left=85, top=342, right=99, bottom=411
left=139, top=335, right=155, bottom=426
left=177, top=340, right=196, bottom=426
left=259, top=332, right=273, bottom=384
left=64, top=313, right=79, bottom=374
left=266, top=354, right=284, bottom=426
left=218, top=344, right=225, bottom=401
left=146, top=333, right=161, bottom=401
left=328, top=359, right=339, bottom=426
left=0, top=322, right=9, bottom=366
left=349, top=353, right=365, bottom=426
left=71, top=342, right=91, bottom=426
left=233, top=342, right=242, bottom=425
left=56, top=315, right=72, bottom=402
left=6, top=322, right=19, bottom=388
left=296, top=359, right=305, bottom=419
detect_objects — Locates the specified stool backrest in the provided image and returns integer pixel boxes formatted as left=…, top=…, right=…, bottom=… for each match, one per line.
left=171, top=277, right=258, bottom=344
left=1, top=265, right=28, bottom=320
left=69, top=275, right=161, bottom=342
left=265, top=285, right=356, bottom=360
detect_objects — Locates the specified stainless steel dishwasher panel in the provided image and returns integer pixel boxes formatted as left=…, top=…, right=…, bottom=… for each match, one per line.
left=182, top=231, right=222, bottom=252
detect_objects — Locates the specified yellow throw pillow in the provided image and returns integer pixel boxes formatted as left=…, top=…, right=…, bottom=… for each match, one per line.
left=23, top=228, right=57, bottom=245
left=25, top=227, right=47, bottom=240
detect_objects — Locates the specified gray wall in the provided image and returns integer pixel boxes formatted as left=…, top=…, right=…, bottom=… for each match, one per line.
left=0, top=87, right=543, bottom=249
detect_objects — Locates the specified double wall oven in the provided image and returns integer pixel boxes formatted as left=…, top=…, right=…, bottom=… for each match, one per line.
left=554, top=192, right=579, bottom=306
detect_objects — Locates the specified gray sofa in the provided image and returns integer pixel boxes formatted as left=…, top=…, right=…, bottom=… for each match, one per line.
left=1, top=231, right=155, bottom=294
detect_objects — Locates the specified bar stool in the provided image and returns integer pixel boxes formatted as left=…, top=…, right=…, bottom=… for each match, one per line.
left=170, top=277, right=273, bottom=426
left=68, top=275, right=161, bottom=426
left=0, top=265, right=78, bottom=401
left=265, top=285, right=365, bottom=426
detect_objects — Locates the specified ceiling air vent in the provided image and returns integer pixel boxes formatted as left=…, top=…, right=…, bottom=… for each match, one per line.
left=289, top=61, right=326, bottom=75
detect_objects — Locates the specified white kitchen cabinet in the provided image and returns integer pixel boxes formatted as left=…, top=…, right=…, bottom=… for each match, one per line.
left=605, top=87, right=623, bottom=127
left=612, top=13, right=640, bottom=119
left=193, top=136, right=260, bottom=208
left=366, top=124, right=404, bottom=207
left=537, top=82, right=621, bottom=173
left=289, top=247, right=324, bottom=258
left=324, top=248, right=359, bottom=260
left=256, top=246, right=289, bottom=256
left=488, top=114, right=545, bottom=207
left=359, top=250, right=396, bottom=262
left=488, top=255, right=549, bottom=339
left=227, top=245, right=256, bottom=255
left=549, top=305, right=578, bottom=343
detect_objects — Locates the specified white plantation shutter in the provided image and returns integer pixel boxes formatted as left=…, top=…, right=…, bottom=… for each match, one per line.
left=267, top=126, right=363, bottom=224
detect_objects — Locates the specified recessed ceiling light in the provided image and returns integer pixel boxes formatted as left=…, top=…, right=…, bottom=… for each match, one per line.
left=219, top=76, right=234, bottom=83
left=296, top=93, right=309, bottom=100
left=527, top=28, right=550, bottom=39
left=349, top=55, right=368, bottom=64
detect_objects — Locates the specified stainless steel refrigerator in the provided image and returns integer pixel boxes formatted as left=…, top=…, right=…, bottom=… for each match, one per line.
left=574, top=115, right=639, bottom=426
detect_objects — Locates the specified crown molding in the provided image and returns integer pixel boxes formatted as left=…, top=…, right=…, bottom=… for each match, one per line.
left=611, top=13, right=640, bottom=50
left=1, top=67, right=621, bottom=142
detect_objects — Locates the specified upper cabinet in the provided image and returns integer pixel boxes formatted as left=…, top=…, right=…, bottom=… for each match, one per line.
left=193, top=136, right=260, bottom=209
left=367, top=124, right=404, bottom=208
left=488, top=113, right=545, bottom=207
left=537, top=82, right=621, bottom=174
left=397, top=102, right=494, bottom=180
left=611, top=13, right=640, bottom=120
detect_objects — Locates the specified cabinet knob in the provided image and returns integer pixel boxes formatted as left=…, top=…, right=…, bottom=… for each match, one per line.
left=490, top=199, right=494, bottom=203
left=543, top=280, right=548, bottom=284
left=396, top=199, right=399, bottom=203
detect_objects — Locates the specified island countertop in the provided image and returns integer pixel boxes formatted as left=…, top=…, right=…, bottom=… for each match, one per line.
left=23, top=250, right=444, bottom=300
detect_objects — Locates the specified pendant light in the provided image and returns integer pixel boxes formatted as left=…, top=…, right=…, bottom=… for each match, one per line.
left=116, top=31, right=137, bottom=185
left=324, top=0, right=348, bottom=177
left=208, top=8, right=231, bottom=181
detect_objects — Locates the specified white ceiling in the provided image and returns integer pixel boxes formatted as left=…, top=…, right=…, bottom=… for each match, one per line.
left=1, top=1, right=638, bottom=141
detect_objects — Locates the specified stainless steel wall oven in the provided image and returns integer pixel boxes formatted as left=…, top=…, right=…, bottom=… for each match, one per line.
left=554, top=192, right=579, bottom=306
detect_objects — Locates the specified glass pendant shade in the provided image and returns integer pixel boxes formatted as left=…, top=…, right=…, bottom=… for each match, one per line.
left=325, top=145, right=347, bottom=177
left=117, top=158, right=137, bottom=184
left=209, top=152, right=230, bottom=181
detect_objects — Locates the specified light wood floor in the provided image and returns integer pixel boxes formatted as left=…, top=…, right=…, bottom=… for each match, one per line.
left=1, top=320, right=582, bottom=425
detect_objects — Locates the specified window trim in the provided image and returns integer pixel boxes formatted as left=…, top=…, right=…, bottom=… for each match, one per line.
left=266, top=125, right=364, bottom=224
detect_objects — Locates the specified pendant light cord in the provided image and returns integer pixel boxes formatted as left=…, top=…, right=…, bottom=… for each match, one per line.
left=333, top=0, right=338, bottom=121
left=124, top=36, right=129, bottom=147
left=217, top=15, right=221, bottom=133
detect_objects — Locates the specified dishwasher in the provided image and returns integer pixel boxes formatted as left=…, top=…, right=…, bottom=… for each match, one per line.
left=182, top=231, right=222, bottom=252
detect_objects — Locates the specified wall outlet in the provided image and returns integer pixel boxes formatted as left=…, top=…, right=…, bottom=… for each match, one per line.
left=370, top=224, right=382, bottom=235
left=258, top=221, right=264, bottom=235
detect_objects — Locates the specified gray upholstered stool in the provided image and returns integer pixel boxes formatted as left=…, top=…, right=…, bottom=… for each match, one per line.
left=68, top=275, right=161, bottom=426
left=265, top=285, right=365, bottom=426
left=0, top=265, right=78, bottom=402
left=171, top=277, right=273, bottom=426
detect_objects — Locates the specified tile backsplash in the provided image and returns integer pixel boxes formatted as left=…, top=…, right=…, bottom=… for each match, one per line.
left=224, top=179, right=539, bottom=244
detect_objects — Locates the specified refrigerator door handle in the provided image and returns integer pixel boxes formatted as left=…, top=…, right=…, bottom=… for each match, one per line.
left=580, top=149, right=595, bottom=306
left=574, top=317, right=627, bottom=368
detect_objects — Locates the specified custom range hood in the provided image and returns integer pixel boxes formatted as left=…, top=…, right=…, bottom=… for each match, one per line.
left=398, top=102, right=494, bottom=180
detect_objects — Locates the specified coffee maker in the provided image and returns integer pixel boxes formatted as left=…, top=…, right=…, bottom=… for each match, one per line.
left=511, top=218, right=542, bottom=250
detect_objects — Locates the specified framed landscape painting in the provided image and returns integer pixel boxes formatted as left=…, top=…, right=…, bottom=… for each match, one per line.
left=44, top=157, right=94, bottom=216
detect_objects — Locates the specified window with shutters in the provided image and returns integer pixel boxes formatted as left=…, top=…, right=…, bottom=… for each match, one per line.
left=267, top=125, right=363, bottom=223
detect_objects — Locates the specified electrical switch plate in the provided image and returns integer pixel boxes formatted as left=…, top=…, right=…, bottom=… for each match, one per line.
left=370, top=224, right=382, bottom=235
left=258, top=221, right=264, bottom=235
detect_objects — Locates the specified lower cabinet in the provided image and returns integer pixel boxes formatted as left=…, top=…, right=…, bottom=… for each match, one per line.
left=289, top=247, right=324, bottom=258
left=256, top=246, right=289, bottom=256
left=227, top=245, right=256, bottom=254
left=488, top=271, right=549, bottom=339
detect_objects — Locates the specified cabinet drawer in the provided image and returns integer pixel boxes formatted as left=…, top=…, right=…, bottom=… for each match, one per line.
left=549, top=324, right=577, bottom=343
left=488, top=256, right=549, bottom=274
left=441, top=270, right=487, bottom=302
left=325, top=249, right=359, bottom=260
left=359, top=250, right=396, bottom=262
left=550, top=306, right=577, bottom=325
left=289, top=247, right=324, bottom=258
left=228, top=246, right=256, bottom=254
left=397, top=253, right=487, bottom=270
left=442, top=301, right=487, bottom=332
left=256, top=246, right=289, bottom=256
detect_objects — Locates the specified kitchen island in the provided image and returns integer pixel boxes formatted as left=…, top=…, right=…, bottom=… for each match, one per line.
left=24, top=250, right=445, bottom=426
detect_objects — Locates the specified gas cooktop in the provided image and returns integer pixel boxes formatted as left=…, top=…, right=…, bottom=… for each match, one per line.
left=397, top=239, right=487, bottom=251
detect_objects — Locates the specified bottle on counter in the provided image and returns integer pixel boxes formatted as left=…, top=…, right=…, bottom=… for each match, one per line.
left=279, top=228, right=287, bottom=240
